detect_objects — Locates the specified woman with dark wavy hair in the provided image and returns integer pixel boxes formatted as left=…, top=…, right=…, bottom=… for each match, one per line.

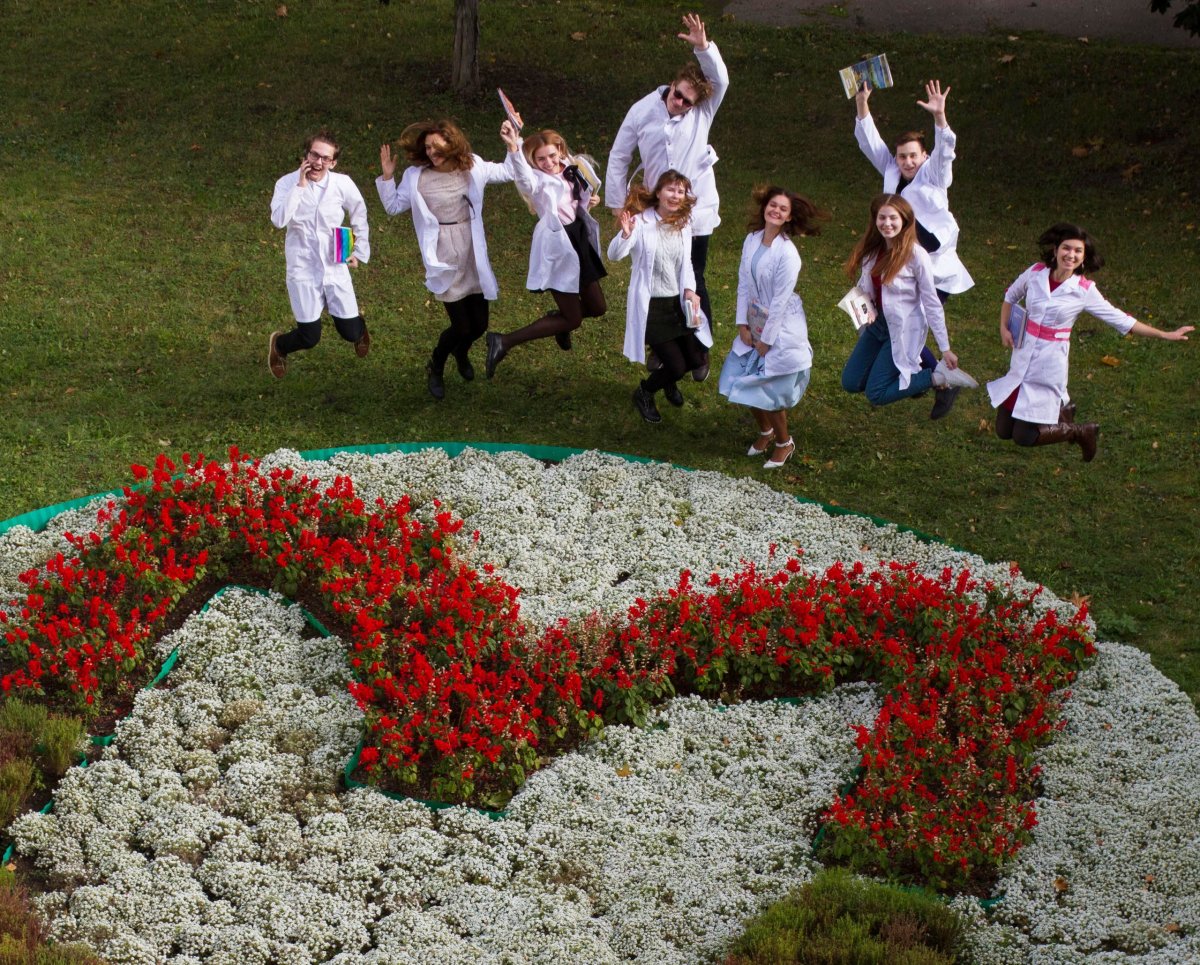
left=376, top=119, right=515, bottom=400
left=987, top=222, right=1192, bottom=461
left=718, top=185, right=828, bottom=469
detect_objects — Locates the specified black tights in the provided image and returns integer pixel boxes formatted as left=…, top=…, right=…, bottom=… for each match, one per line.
left=432, top=293, right=489, bottom=371
left=502, top=283, right=607, bottom=348
left=994, top=407, right=1043, bottom=447
left=277, top=314, right=364, bottom=355
left=642, top=333, right=706, bottom=393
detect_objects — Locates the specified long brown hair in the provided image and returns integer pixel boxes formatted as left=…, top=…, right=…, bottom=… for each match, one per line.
left=397, top=119, right=475, bottom=171
left=620, top=169, right=695, bottom=229
left=845, top=194, right=918, bottom=285
left=746, top=185, right=828, bottom=238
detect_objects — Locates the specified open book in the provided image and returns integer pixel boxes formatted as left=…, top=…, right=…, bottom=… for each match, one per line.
left=837, top=286, right=878, bottom=330
left=571, top=154, right=601, bottom=194
left=839, top=53, right=893, bottom=98
left=1007, top=303, right=1028, bottom=350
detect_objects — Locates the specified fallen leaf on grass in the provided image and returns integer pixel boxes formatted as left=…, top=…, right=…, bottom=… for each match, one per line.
left=998, top=53, right=1015, bottom=64
left=1077, top=36, right=1089, bottom=44
left=1099, top=355, right=1121, bottom=367
left=1071, top=145, right=1091, bottom=158
left=978, top=418, right=990, bottom=432
left=1121, top=163, right=1143, bottom=182
left=570, top=31, right=586, bottom=41
left=275, top=4, right=287, bottom=16
left=614, top=764, right=632, bottom=778
left=1068, top=591, right=1091, bottom=608
left=1054, top=876, right=1070, bottom=893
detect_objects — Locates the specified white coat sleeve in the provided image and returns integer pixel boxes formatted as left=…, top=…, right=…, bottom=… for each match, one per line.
left=915, top=252, right=950, bottom=351
left=1004, top=267, right=1032, bottom=305
left=375, top=175, right=412, bottom=216
left=681, top=226, right=697, bottom=294
left=759, top=246, right=801, bottom=347
left=270, top=177, right=303, bottom=229
left=927, top=124, right=957, bottom=191
left=854, top=114, right=892, bottom=177
left=606, top=106, right=641, bottom=211
left=607, top=221, right=637, bottom=261
left=477, top=156, right=516, bottom=187
left=695, top=42, right=730, bottom=117
left=345, top=178, right=370, bottom=263
left=1082, top=284, right=1137, bottom=335
left=735, top=238, right=752, bottom=328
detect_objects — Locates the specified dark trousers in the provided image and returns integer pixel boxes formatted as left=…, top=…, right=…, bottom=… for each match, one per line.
left=431, top=293, right=489, bottom=371
left=277, top=314, right=364, bottom=355
left=840, top=316, right=934, bottom=406
left=642, top=332, right=706, bottom=393
left=994, top=407, right=1043, bottom=446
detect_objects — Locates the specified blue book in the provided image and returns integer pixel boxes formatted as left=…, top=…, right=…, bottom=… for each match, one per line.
left=1008, top=303, right=1028, bottom=349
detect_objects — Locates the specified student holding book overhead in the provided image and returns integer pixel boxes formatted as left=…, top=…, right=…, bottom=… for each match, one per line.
left=854, top=79, right=972, bottom=304
left=376, top=120, right=514, bottom=401
left=485, top=120, right=607, bottom=379
left=841, top=194, right=977, bottom=419
left=718, top=185, right=828, bottom=470
left=987, top=222, right=1192, bottom=462
left=267, top=131, right=371, bottom=379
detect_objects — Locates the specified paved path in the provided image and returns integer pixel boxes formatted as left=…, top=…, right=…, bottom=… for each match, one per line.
left=723, top=0, right=1200, bottom=48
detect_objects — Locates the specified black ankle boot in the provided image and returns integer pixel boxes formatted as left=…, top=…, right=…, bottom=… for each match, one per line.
left=426, top=360, right=446, bottom=401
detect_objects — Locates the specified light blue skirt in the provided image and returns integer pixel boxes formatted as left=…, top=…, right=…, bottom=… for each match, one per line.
left=718, top=349, right=811, bottom=411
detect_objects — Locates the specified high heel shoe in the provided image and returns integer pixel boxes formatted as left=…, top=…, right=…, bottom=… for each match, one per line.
left=746, top=428, right=775, bottom=456
left=763, top=437, right=795, bottom=469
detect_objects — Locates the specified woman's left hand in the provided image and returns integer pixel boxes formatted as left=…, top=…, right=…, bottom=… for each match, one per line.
left=587, top=194, right=601, bottom=210
left=684, top=289, right=702, bottom=322
left=755, top=340, right=770, bottom=357
left=940, top=349, right=959, bottom=369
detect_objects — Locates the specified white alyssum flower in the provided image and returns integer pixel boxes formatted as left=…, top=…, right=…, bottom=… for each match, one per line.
left=4, top=447, right=1194, bottom=963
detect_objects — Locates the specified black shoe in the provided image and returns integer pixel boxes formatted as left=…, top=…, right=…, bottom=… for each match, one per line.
left=691, top=360, right=710, bottom=382
left=929, top=386, right=961, bottom=420
left=554, top=331, right=572, bottom=351
left=631, top=386, right=662, bottom=423
left=455, top=355, right=475, bottom=381
left=663, top=383, right=684, bottom=408
left=426, top=361, right=446, bottom=401
left=485, top=332, right=507, bottom=379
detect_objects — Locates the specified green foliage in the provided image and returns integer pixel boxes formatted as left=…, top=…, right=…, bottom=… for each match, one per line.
left=0, top=758, right=38, bottom=829
left=725, top=867, right=964, bottom=964
left=35, top=718, right=86, bottom=779
left=0, top=866, right=104, bottom=964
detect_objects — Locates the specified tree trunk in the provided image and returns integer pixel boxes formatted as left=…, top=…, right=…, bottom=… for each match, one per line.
left=452, top=0, right=480, bottom=96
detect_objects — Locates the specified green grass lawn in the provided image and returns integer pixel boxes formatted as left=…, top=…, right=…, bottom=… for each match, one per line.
left=1, top=0, right=1197, bottom=706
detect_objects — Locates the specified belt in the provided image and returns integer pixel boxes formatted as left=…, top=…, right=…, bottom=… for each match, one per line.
left=438, top=219, right=470, bottom=225
left=1026, top=319, right=1071, bottom=342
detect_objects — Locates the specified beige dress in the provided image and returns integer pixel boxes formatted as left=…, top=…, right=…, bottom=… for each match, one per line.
left=418, top=168, right=481, bottom=303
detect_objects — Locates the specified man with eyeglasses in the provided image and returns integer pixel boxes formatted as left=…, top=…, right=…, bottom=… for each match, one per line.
left=606, top=12, right=729, bottom=381
left=268, top=131, right=371, bottom=379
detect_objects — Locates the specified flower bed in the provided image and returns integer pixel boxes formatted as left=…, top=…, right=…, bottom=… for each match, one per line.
left=3, top=447, right=1198, bottom=962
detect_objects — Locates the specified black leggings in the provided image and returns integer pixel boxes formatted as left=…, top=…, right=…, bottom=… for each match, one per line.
left=643, top=333, right=706, bottom=393
left=994, top=407, right=1043, bottom=447
left=277, top=314, right=364, bottom=355
left=504, top=283, right=607, bottom=347
left=432, top=293, right=489, bottom=369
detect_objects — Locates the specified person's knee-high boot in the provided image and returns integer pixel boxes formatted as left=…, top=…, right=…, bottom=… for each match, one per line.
left=1034, top=420, right=1099, bottom=462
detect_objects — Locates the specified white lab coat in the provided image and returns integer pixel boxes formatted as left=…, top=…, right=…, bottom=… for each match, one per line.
left=987, top=263, right=1136, bottom=424
left=509, top=147, right=602, bottom=293
left=605, top=43, right=729, bottom=235
left=270, top=169, right=370, bottom=323
left=857, top=246, right=949, bottom=390
left=375, top=154, right=515, bottom=300
left=855, top=114, right=974, bottom=295
left=607, top=209, right=714, bottom=364
left=729, top=231, right=812, bottom=376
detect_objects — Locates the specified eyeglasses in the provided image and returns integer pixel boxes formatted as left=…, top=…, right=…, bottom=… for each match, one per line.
left=306, top=150, right=336, bottom=164
left=671, top=88, right=695, bottom=108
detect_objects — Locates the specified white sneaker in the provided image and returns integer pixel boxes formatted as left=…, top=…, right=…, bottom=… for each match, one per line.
left=933, top=359, right=978, bottom=389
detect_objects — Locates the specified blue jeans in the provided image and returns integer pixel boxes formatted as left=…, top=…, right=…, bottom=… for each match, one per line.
left=840, top=317, right=934, bottom=406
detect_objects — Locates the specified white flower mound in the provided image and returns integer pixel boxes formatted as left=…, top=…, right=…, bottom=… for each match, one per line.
left=3, top=446, right=1198, bottom=964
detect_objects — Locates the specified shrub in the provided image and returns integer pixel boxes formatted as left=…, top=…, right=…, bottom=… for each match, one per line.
left=725, top=867, right=963, bottom=964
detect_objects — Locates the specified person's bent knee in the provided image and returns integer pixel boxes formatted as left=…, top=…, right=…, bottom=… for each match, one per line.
left=840, top=368, right=864, bottom=394
left=296, top=321, right=323, bottom=350
left=864, top=385, right=891, bottom=406
left=1012, top=422, right=1042, bottom=447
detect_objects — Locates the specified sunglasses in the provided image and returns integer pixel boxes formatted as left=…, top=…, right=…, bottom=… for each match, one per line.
left=671, top=87, right=695, bottom=108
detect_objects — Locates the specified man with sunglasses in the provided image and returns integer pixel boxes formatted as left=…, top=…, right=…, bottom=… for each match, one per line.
left=268, top=131, right=372, bottom=379
left=606, top=12, right=729, bottom=380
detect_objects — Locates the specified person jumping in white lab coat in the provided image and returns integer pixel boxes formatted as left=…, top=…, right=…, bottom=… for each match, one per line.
left=268, top=131, right=371, bottom=379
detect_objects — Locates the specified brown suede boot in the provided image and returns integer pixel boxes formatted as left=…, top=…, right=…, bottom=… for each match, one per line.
left=1035, top=421, right=1099, bottom=462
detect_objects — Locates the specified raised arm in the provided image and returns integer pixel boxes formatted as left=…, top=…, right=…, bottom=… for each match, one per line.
left=916, top=79, right=950, bottom=130
left=683, top=13, right=729, bottom=116
left=853, top=105, right=892, bottom=177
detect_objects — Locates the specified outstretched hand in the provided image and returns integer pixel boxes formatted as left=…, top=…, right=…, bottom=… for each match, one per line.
left=916, top=79, right=950, bottom=126
left=617, top=209, right=635, bottom=239
left=500, top=119, right=521, bottom=152
left=678, top=12, right=707, bottom=49
left=855, top=82, right=871, bottom=119
left=379, top=144, right=396, bottom=181
left=1162, top=325, right=1194, bottom=341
